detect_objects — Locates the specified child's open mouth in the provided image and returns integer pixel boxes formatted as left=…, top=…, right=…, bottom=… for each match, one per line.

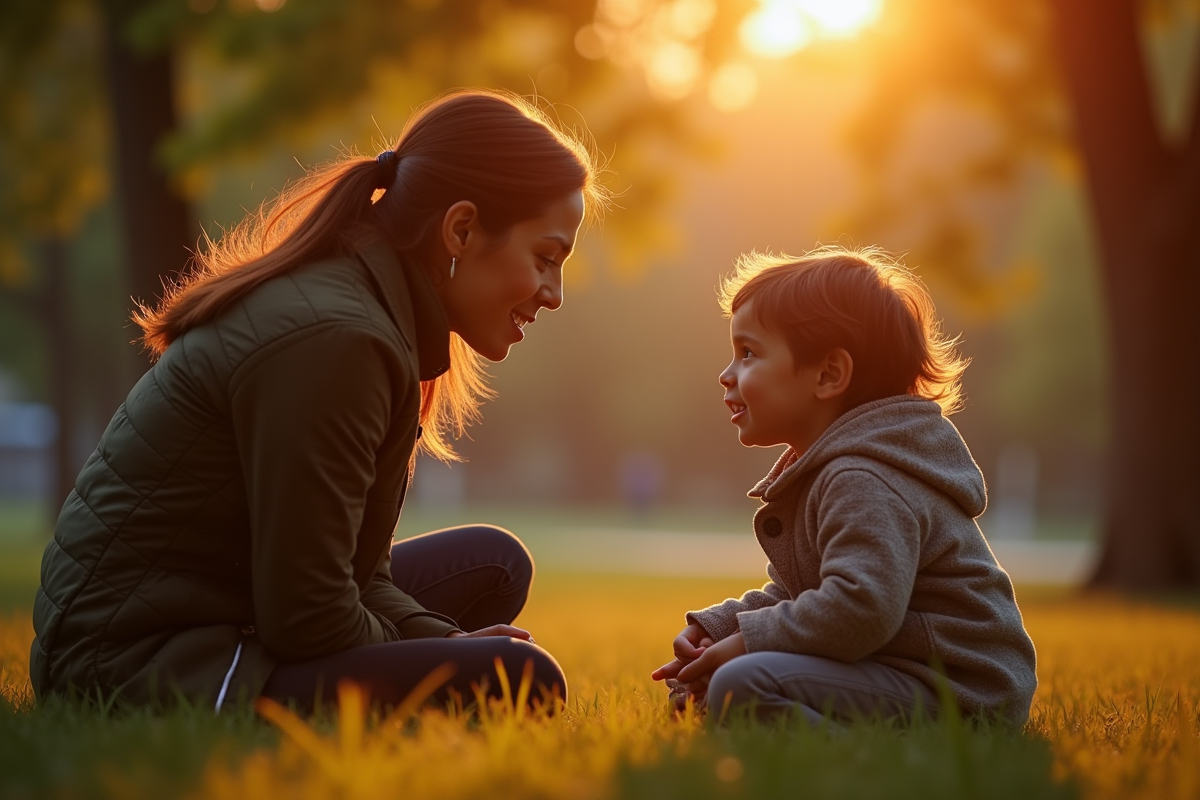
left=725, top=399, right=746, bottom=423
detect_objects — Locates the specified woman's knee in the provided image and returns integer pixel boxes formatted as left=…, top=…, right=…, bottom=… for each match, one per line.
left=493, top=639, right=567, bottom=705
left=461, top=525, right=534, bottom=590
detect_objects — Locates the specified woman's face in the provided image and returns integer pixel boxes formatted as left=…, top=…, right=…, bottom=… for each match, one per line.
left=436, top=191, right=585, bottom=362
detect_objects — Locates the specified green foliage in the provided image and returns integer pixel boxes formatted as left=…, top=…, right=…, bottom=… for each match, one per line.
left=983, top=178, right=1109, bottom=449
left=832, top=0, right=1196, bottom=311
left=834, top=0, right=1071, bottom=311
left=0, top=0, right=109, bottom=284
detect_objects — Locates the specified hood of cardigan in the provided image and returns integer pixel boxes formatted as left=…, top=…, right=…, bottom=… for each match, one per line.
left=749, top=395, right=987, bottom=518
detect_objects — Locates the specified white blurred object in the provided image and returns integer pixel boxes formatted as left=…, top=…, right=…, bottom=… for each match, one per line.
left=990, top=442, right=1039, bottom=540
left=529, top=528, right=1097, bottom=585
left=0, top=402, right=57, bottom=500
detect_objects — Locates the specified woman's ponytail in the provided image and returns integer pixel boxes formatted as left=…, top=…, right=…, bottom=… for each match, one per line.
left=135, top=156, right=384, bottom=357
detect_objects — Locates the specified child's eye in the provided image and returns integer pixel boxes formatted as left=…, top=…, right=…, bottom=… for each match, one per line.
left=741, top=347, right=754, bottom=359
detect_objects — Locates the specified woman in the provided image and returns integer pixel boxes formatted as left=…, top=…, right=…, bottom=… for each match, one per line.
left=29, top=90, right=603, bottom=713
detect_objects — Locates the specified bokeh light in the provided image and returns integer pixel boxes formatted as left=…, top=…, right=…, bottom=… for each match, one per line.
left=574, top=24, right=610, bottom=60
left=665, top=0, right=717, bottom=39
left=708, top=62, right=758, bottom=112
left=645, top=40, right=703, bottom=100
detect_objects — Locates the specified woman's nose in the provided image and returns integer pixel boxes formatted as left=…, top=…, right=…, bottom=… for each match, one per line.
left=540, top=273, right=563, bottom=311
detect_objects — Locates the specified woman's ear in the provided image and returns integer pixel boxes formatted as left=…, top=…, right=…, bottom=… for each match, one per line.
left=440, top=200, right=478, bottom=256
left=814, top=348, right=854, bottom=400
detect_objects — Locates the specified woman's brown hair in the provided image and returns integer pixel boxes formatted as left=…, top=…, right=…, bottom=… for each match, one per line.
left=135, top=89, right=605, bottom=461
left=718, top=246, right=968, bottom=414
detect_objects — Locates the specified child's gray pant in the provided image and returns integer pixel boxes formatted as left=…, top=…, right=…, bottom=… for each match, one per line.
left=706, top=652, right=939, bottom=726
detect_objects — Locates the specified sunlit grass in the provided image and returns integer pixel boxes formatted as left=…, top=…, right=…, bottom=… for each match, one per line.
left=2, top=575, right=1198, bottom=799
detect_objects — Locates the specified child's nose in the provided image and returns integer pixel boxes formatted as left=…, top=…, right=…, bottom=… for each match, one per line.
left=718, top=362, right=736, bottom=387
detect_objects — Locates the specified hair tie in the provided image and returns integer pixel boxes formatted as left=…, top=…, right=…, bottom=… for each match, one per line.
left=375, top=149, right=399, bottom=190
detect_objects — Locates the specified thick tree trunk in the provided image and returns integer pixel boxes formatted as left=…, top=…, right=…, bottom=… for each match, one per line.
left=40, top=237, right=79, bottom=516
left=102, top=1, right=192, bottom=364
left=1050, top=0, right=1200, bottom=589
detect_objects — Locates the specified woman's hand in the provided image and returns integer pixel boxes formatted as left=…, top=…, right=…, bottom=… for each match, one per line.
left=446, top=624, right=534, bottom=642
left=675, top=631, right=745, bottom=684
left=651, top=623, right=714, bottom=681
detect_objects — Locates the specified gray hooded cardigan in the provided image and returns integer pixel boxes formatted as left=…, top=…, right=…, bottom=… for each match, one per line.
left=688, top=396, right=1038, bottom=725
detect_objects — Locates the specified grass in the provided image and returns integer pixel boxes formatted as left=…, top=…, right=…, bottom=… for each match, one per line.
left=1, top=504, right=1197, bottom=800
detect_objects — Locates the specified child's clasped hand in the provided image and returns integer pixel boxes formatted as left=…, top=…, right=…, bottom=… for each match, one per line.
left=652, top=623, right=746, bottom=708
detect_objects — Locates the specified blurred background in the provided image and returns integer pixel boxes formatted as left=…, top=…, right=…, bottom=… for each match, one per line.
left=2, top=0, right=1197, bottom=590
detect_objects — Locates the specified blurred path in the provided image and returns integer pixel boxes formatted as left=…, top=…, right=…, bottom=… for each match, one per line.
left=529, top=530, right=1097, bottom=586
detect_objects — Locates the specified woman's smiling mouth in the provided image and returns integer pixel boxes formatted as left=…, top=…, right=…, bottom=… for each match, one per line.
left=510, top=310, right=535, bottom=340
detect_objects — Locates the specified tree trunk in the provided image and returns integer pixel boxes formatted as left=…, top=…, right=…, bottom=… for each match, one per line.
left=1050, top=0, right=1200, bottom=589
left=102, top=1, right=192, bottom=365
left=40, top=236, right=79, bottom=517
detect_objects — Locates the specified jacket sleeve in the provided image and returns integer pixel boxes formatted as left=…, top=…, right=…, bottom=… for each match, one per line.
left=231, top=323, right=411, bottom=661
left=359, top=548, right=461, bottom=639
left=735, top=469, right=921, bottom=661
left=685, top=563, right=791, bottom=642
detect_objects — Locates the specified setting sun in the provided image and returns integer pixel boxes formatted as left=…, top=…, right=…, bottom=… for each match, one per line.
left=741, top=0, right=882, bottom=58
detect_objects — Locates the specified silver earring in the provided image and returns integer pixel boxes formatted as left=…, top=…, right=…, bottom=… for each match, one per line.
left=450, top=256, right=456, bottom=279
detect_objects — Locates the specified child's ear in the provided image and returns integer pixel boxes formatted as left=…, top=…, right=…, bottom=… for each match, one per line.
left=814, top=348, right=853, bottom=400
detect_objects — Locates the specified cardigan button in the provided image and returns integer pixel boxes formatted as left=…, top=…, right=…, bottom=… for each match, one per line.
left=762, top=516, right=784, bottom=538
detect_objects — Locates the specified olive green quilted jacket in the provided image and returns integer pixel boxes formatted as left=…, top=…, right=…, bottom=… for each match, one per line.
left=30, top=233, right=460, bottom=707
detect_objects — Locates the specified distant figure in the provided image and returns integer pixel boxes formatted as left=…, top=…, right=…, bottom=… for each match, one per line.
left=619, top=450, right=665, bottom=514
left=651, top=247, right=1038, bottom=728
left=30, top=90, right=605, bottom=713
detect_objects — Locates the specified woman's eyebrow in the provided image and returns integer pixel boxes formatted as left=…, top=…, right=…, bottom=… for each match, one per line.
left=541, top=235, right=574, bottom=254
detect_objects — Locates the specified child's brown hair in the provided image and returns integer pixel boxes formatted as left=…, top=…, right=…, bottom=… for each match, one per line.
left=719, top=245, right=967, bottom=414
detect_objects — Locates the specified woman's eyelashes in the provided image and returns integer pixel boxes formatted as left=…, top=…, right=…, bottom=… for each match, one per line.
left=538, top=255, right=560, bottom=271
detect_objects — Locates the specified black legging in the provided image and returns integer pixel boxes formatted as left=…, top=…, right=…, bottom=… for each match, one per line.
left=260, top=525, right=566, bottom=713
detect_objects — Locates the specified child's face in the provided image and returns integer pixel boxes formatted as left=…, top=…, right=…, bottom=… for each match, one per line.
left=718, top=301, right=832, bottom=453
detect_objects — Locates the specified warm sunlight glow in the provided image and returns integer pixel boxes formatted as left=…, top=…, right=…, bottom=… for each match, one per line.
left=797, top=0, right=882, bottom=36
left=740, top=2, right=813, bottom=58
left=708, top=62, right=759, bottom=112
left=740, top=0, right=881, bottom=58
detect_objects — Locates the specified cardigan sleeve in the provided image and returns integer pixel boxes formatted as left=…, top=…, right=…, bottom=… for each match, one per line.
left=685, top=563, right=792, bottom=642
left=230, top=323, right=419, bottom=660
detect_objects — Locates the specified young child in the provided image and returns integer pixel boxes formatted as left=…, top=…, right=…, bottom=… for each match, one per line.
left=651, top=246, right=1037, bottom=727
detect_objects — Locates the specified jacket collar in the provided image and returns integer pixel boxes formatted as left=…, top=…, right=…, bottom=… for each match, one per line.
left=354, top=234, right=451, bottom=381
